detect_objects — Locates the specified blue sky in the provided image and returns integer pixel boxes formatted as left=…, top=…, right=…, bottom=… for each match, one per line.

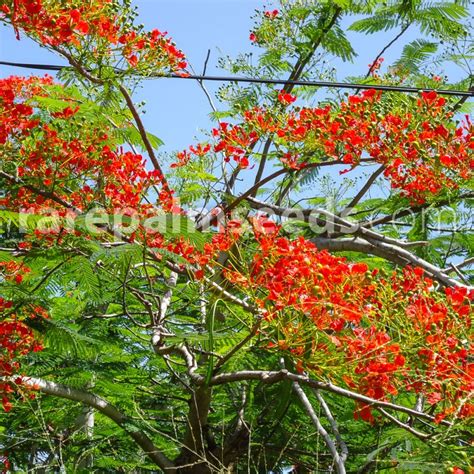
left=0, top=1, right=470, bottom=156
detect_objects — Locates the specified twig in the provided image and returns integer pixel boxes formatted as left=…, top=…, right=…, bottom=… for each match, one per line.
left=313, top=390, right=348, bottom=463
left=252, top=140, right=273, bottom=196
left=292, top=381, right=346, bottom=473
left=55, top=47, right=170, bottom=191
left=0, top=170, right=80, bottom=213
left=444, top=257, right=474, bottom=273
left=366, top=24, right=411, bottom=78
left=376, top=408, right=430, bottom=440
left=213, top=320, right=262, bottom=372
left=284, top=7, right=342, bottom=94
left=192, top=49, right=219, bottom=114
left=342, top=165, right=385, bottom=213
left=448, top=263, right=471, bottom=285
left=118, top=85, right=169, bottom=189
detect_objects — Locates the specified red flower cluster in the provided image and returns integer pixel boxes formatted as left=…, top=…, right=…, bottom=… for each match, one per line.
left=0, top=261, right=31, bottom=284
left=278, top=91, right=297, bottom=106
left=0, top=75, right=53, bottom=145
left=172, top=143, right=211, bottom=168
left=237, top=230, right=373, bottom=329
left=279, top=89, right=473, bottom=203
left=0, top=295, right=46, bottom=412
left=193, top=89, right=473, bottom=203
left=402, top=278, right=473, bottom=422
left=224, top=223, right=473, bottom=423
left=344, top=326, right=405, bottom=422
left=0, top=74, right=242, bottom=284
left=0, top=76, right=172, bottom=214
left=141, top=217, right=240, bottom=279
left=0, top=0, right=186, bottom=72
left=212, top=122, right=259, bottom=169
left=243, top=107, right=281, bottom=134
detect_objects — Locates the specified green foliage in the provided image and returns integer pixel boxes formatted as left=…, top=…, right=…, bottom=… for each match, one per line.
left=395, top=39, right=438, bottom=73
left=0, top=0, right=472, bottom=472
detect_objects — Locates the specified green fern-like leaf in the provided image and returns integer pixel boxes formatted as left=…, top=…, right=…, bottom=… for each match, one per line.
left=41, top=319, right=103, bottom=359
left=395, top=39, right=438, bottom=73
left=349, top=14, right=400, bottom=34
left=0, top=210, right=57, bottom=231
left=321, top=26, right=356, bottom=61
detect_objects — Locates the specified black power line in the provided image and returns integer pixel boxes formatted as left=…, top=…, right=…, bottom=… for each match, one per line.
left=0, top=60, right=63, bottom=72
left=0, top=59, right=473, bottom=97
left=168, top=73, right=474, bottom=97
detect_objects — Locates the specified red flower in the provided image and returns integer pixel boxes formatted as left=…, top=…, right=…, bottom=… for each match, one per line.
left=278, top=91, right=297, bottom=106
left=238, top=156, right=249, bottom=168
left=24, top=0, right=42, bottom=15
left=69, top=8, right=81, bottom=22
left=351, top=263, right=368, bottom=274
left=75, top=20, right=89, bottom=35
left=194, top=269, right=204, bottom=280
left=413, top=267, right=424, bottom=277
left=440, top=154, right=453, bottom=167
left=127, top=54, right=139, bottom=67
left=264, top=9, right=279, bottom=19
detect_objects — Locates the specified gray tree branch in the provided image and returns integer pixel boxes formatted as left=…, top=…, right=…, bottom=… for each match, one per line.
left=313, top=390, right=348, bottom=464
left=245, top=196, right=468, bottom=288
left=292, top=381, right=346, bottom=473
left=196, top=370, right=452, bottom=428
left=11, top=377, right=176, bottom=471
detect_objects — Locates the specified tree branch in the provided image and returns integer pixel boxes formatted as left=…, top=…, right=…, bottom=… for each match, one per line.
left=313, top=390, right=348, bottom=464
left=292, top=381, right=346, bottom=473
left=376, top=408, right=430, bottom=440
left=213, top=320, right=262, bottom=372
left=341, top=165, right=385, bottom=213
left=284, top=7, right=342, bottom=94
left=366, top=24, right=411, bottom=78
left=246, top=196, right=426, bottom=249
left=363, top=192, right=474, bottom=229
left=244, top=197, right=465, bottom=287
left=14, top=377, right=176, bottom=471
left=152, top=271, right=178, bottom=350
left=444, top=256, right=474, bottom=273
left=312, top=237, right=469, bottom=288
left=0, top=170, right=80, bottom=213
left=118, top=85, right=170, bottom=189
left=200, top=370, right=452, bottom=427
left=252, top=139, right=273, bottom=196
left=219, top=160, right=342, bottom=217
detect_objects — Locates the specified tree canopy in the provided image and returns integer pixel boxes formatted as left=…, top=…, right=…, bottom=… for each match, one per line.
left=0, top=0, right=472, bottom=472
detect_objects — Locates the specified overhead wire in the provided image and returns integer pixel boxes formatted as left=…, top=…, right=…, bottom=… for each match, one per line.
left=0, top=60, right=473, bottom=97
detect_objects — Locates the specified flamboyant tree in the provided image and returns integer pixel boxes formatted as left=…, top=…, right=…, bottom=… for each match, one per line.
left=0, top=0, right=472, bottom=472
